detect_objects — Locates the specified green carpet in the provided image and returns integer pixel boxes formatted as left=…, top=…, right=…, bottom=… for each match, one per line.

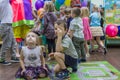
left=16, top=61, right=120, bottom=80
left=77, top=61, right=120, bottom=80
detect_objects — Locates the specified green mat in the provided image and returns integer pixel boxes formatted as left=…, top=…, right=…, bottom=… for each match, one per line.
left=77, top=61, right=120, bottom=80
left=16, top=61, right=120, bottom=80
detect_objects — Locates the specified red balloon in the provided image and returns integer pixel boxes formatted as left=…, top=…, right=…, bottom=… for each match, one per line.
left=106, top=24, right=118, bottom=37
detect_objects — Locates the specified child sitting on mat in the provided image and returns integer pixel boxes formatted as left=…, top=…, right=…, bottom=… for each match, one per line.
left=15, top=32, right=50, bottom=80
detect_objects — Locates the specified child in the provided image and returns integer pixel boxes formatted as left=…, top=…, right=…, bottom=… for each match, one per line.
left=98, top=8, right=106, bottom=52
left=64, top=8, right=73, bottom=31
left=15, top=32, right=49, bottom=79
left=89, top=5, right=107, bottom=55
left=60, top=5, right=67, bottom=20
left=68, top=7, right=86, bottom=62
left=49, top=20, right=78, bottom=79
left=0, top=0, right=19, bottom=65
left=80, top=7, right=92, bottom=57
left=43, top=1, right=57, bottom=54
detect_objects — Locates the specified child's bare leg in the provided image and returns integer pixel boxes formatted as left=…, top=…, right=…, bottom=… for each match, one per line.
left=96, top=36, right=105, bottom=48
left=39, top=73, right=46, bottom=78
left=54, top=64, right=61, bottom=73
left=54, top=52, right=66, bottom=70
left=90, top=39, right=95, bottom=51
left=84, top=40, right=90, bottom=57
left=26, top=76, right=32, bottom=80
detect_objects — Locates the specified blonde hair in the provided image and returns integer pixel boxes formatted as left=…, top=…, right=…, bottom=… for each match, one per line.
left=93, top=5, right=101, bottom=18
left=93, top=5, right=99, bottom=12
left=80, top=7, right=89, bottom=18
left=64, top=8, right=71, bottom=15
left=44, top=1, right=54, bottom=12
left=24, top=32, right=40, bottom=46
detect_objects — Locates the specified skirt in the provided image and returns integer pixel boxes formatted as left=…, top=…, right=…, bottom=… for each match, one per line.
left=13, top=25, right=31, bottom=39
left=15, top=65, right=50, bottom=79
left=90, top=27, right=104, bottom=37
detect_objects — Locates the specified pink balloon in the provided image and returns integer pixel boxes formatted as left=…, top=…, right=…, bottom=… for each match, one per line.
left=106, top=24, right=118, bottom=37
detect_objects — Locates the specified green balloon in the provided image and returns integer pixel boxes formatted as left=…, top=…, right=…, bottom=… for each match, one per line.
left=55, top=1, right=61, bottom=11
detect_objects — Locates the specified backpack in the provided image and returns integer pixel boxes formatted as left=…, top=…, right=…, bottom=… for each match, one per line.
left=42, top=13, right=57, bottom=39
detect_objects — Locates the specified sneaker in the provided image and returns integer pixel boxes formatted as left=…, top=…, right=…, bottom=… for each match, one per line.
left=86, top=53, right=90, bottom=57
left=81, top=59, right=87, bottom=62
left=56, top=69, right=70, bottom=79
left=10, top=58, right=19, bottom=62
left=0, top=61, right=11, bottom=65
left=103, top=48, right=107, bottom=55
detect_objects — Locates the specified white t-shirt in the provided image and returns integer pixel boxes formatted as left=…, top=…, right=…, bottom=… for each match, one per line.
left=22, top=46, right=42, bottom=67
left=0, top=0, right=13, bottom=23
left=69, top=17, right=84, bottom=38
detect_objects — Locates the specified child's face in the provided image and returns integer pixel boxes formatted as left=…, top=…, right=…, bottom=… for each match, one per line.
left=55, top=23, right=66, bottom=36
left=71, top=11, right=75, bottom=18
left=26, top=32, right=37, bottom=44
left=65, top=13, right=71, bottom=18
left=60, top=7, right=65, bottom=14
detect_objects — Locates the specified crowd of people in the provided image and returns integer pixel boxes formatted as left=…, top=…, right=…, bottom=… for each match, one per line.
left=0, top=0, right=107, bottom=79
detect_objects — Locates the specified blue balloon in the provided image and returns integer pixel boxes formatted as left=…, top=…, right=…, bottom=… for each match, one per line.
left=57, top=0, right=65, bottom=5
left=117, top=26, right=120, bottom=36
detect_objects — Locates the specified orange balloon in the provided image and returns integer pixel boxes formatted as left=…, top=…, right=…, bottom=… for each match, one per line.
left=37, top=8, right=45, bottom=19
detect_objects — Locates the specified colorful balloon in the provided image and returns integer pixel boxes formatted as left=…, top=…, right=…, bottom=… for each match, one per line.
left=55, top=1, right=61, bottom=11
left=64, top=0, right=71, bottom=7
left=35, top=0, right=44, bottom=10
left=57, top=0, right=65, bottom=5
left=106, top=24, right=118, bottom=37
left=117, top=26, right=120, bottom=36
left=81, top=0, right=87, bottom=7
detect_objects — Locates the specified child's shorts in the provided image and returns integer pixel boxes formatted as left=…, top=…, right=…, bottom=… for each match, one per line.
left=64, top=54, right=78, bottom=72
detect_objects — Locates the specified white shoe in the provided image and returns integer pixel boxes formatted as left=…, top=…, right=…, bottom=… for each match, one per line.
left=86, top=53, right=90, bottom=57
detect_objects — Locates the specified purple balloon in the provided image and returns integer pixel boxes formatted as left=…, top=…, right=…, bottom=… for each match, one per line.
left=81, top=0, right=87, bottom=7
left=35, top=0, right=44, bottom=10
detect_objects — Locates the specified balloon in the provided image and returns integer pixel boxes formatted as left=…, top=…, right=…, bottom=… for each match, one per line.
left=106, top=24, right=118, bottom=37
left=35, top=0, right=44, bottom=10
left=81, top=0, right=87, bottom=7
left=117, top=26, right=120, bottom=36
left=37, top=8, right=45, bottom=19
left=55, top=1, right=61, bottom=11
left=64, top=0, right=71, bottom=7
left=57, top=0, right=65, bottom=5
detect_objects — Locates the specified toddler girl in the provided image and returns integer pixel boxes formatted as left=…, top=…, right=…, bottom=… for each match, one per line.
left=81, top=7, right=92, bottom=57
left=15, top=32, right=49, bottom=80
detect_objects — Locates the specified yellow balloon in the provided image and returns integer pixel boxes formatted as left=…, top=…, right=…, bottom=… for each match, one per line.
left=64, top=0, right=71, bottom=7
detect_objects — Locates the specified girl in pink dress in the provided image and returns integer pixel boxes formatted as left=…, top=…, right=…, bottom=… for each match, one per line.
left=81, top=7, right=92, bottom=57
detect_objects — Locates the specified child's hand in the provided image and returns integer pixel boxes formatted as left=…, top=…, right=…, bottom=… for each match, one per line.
left=48, top=53, right=54, bottom=57
left=48, top=53, right=54, bottom=61
left=16, top=53, right=20, bottom=58
left=43, top=65, right=48, bottom=72
left=57, top=28, right=63, bottom=38
left=21, top=69, right=26, bottom=75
